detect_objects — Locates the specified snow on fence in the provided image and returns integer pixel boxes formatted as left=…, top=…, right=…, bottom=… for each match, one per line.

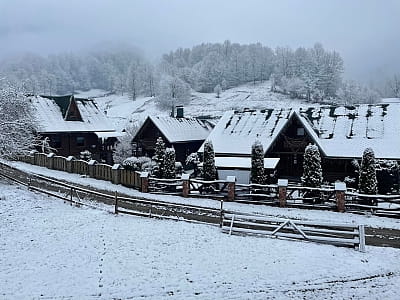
left=221, top=211, right=366, bottom=251
left=15, top=153, right=400, bottom=218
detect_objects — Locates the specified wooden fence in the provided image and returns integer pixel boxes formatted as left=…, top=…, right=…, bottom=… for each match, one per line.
left=0, top=164, right=366, bottom=251
left=16, top=152, right=400, bottom=218
left=221, top=211, right=365, bottom=251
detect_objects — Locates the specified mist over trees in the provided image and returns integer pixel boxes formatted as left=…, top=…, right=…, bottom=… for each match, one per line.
left=0, top=40, right=391, bottom=106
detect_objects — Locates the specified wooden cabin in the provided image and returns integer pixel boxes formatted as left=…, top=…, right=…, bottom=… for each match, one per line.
left=29, top=95, right=121, bottom=164
left=199, top=104, right=400, bottom=182
left=132, top=108, right=212, bottom=165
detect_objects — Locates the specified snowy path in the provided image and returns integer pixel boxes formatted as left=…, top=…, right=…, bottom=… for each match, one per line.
left=1, top=181, right=400, bottom=299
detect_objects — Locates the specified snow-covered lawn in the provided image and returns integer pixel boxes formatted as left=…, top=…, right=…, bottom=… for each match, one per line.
left=1, top=181, right=400, bottom=299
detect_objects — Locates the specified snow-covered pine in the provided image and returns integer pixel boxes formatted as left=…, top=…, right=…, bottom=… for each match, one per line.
left=152, top=137, right=166, bottom=178
left=358, top=148, right=378, bottom=194
left=203, top=140, right=216, bottom=180
left=251, top=140, right=265, bottom=184
left=0, top=82, right=37, bottom=159
left=163, top=148, right=176, bottom=179
left=214, top=84, right=222, bottom=98
left=301, top=144, right=323, bottom=187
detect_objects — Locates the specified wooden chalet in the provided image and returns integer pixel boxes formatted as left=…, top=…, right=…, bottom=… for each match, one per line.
left=132, top=108, right=212, bottom=164
left=199, top=104, right=400, bottom=182
left=29, top=95, right=121, bottom=164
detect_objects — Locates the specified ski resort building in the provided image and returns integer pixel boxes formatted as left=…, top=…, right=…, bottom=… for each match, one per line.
left=29, top=95, right=121, bottom=164
left=132, top=107, right=213, bottom=164
left=199, top=104, right=400, bottom=182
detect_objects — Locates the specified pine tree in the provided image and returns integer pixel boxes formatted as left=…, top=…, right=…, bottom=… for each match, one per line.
left=251, top=140, right=265, bottom=184
left=302, top=144, right=323, bottom=187
left=203, top=140, right=216, bottom=180
left=152, top=137, right=166, bottom=178
left=163, top=148, right=176, bottom=179
left=359, top=148, right=377, bottom=194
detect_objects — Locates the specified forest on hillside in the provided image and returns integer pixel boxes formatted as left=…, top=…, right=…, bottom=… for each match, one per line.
left=1, top=41, right=399, bottom=107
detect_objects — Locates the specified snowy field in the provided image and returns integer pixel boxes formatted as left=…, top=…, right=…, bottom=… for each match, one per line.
left=76, top=82, right=309, bottom=131
left=1, top=180, right=400, bottom=299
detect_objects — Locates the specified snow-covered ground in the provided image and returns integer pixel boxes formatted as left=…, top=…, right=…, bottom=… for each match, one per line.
left=76, top=82, right=309, bottom=131
left=1, top=180, right=400, bottom=299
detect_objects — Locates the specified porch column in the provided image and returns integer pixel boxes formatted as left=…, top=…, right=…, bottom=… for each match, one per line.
left=278, top=179, right=288, bottom=207
left=226, top=176, right=236, bottom=202
left=181, top=173, right=190, bottom=197
left=335, top=182, right=347, bottom=212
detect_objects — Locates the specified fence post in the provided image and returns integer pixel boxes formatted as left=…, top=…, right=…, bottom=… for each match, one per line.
left=140, top=172, right=149, bottom=193
left=46, top=153, right=55, bottom=169
left=70, top=187, right=73, bottom=205
left=226, top=176, right=236, bottom=202
left=88, top=160, right=97, bottom=178
left=358, top=224, right=366, bottom=252
left=278, top=179, right=288, bottom=207
left=219, top=199, right=224, bottom=228
left=114, top=191, right=118, bottom=214
left=66, top=156, right=75, bottom=173
left=112, top=164, right=122, bottom=185
left=335, top=182, right=347, bottom=212
left=181, top=173, right=190, bottom=197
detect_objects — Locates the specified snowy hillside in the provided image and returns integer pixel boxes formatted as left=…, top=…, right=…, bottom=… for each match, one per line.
left=2, top=180, right=400, bottom=299
left=77, top=82, right=309, bottom=131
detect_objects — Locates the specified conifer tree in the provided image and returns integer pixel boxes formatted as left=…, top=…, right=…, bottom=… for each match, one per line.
left=302, top=144, right=323, bottom=187
left=152, top=137, right=166, bottom=178
left=163, top=148, right=176, bottom=179
left=251, top=140, right=265, bottom=184
left=203, top=140, right=216, bottom=180
left=359, top=148, right=377, bottom=194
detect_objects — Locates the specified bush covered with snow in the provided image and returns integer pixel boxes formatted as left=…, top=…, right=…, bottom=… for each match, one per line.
left=122, top=156, right=155, bottom=172
left=203, top=140, right=216, bottom=180
left=359, top=148, right=377, bottom=195
left=251, top=140, right=265, bottom=184
left=302, top=144, right=323, bottom=188
left=163, top=148, right=176, bottom=179
left=152, top=137, right=166, bottom=178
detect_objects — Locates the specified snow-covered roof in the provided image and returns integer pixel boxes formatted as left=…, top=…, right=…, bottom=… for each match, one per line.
left=199, top=108, right=293, bottom=155
left=215, top=157, right=280, bottom=169
left=148, top=116, right=211, bottom=143
left=29, top=95, right=117, bottom=133
left=200, top=104, right=400, bottom=159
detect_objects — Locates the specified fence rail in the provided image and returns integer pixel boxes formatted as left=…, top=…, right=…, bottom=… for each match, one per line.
left=14, top=153, right=400, bottom=218
left=221, top=211, right=365, bottom=251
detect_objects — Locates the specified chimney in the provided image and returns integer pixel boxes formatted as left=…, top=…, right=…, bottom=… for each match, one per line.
left=176, top=105, right=184, bottom=118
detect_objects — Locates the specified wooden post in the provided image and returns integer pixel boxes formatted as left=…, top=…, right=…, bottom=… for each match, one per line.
left=66, top=156, right=75, bottom=173
left=88, top=160, right=97, bottom=178
left=226, top=176, right=236, bottom=202
left=219, top=199, right=224, bottom=228
left=140, top=172, right=149, bottom=193
left=70, top=187, right=73, bottom=206
left=358, top=224, right=366, bottom=252
left=114, top=191, right=118, bottom=214
left=112, top=164, right=121, bottom=185
left=278, top=179, right=288, bottom=207
left=181, top=173, right=190, bottom=197
left=47, top=153, right=55, bottom=169
left=335, top=182, right=347, bottom=212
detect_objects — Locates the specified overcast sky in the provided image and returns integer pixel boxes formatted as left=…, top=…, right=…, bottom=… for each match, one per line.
left=0, top=0, right=399, bottom=82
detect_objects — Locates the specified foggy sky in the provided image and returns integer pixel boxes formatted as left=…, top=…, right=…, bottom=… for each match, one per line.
left=1, top=0, right=399, bottom=82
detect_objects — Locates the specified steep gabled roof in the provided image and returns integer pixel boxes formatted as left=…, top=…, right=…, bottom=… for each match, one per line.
left=147, top=116, right=211, bottom=143
left=29, top=95, right=117, bottom=133
left=200, top=104, right=400, bottom=159
left=198, top=108, right=293, bottom=155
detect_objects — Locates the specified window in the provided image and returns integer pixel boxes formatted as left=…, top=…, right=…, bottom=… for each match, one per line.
left=296, top=127, right=305, bottom=136
left=76, top=136, right=85, bottom=147
left=51, top=136, right=62, bottom=148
